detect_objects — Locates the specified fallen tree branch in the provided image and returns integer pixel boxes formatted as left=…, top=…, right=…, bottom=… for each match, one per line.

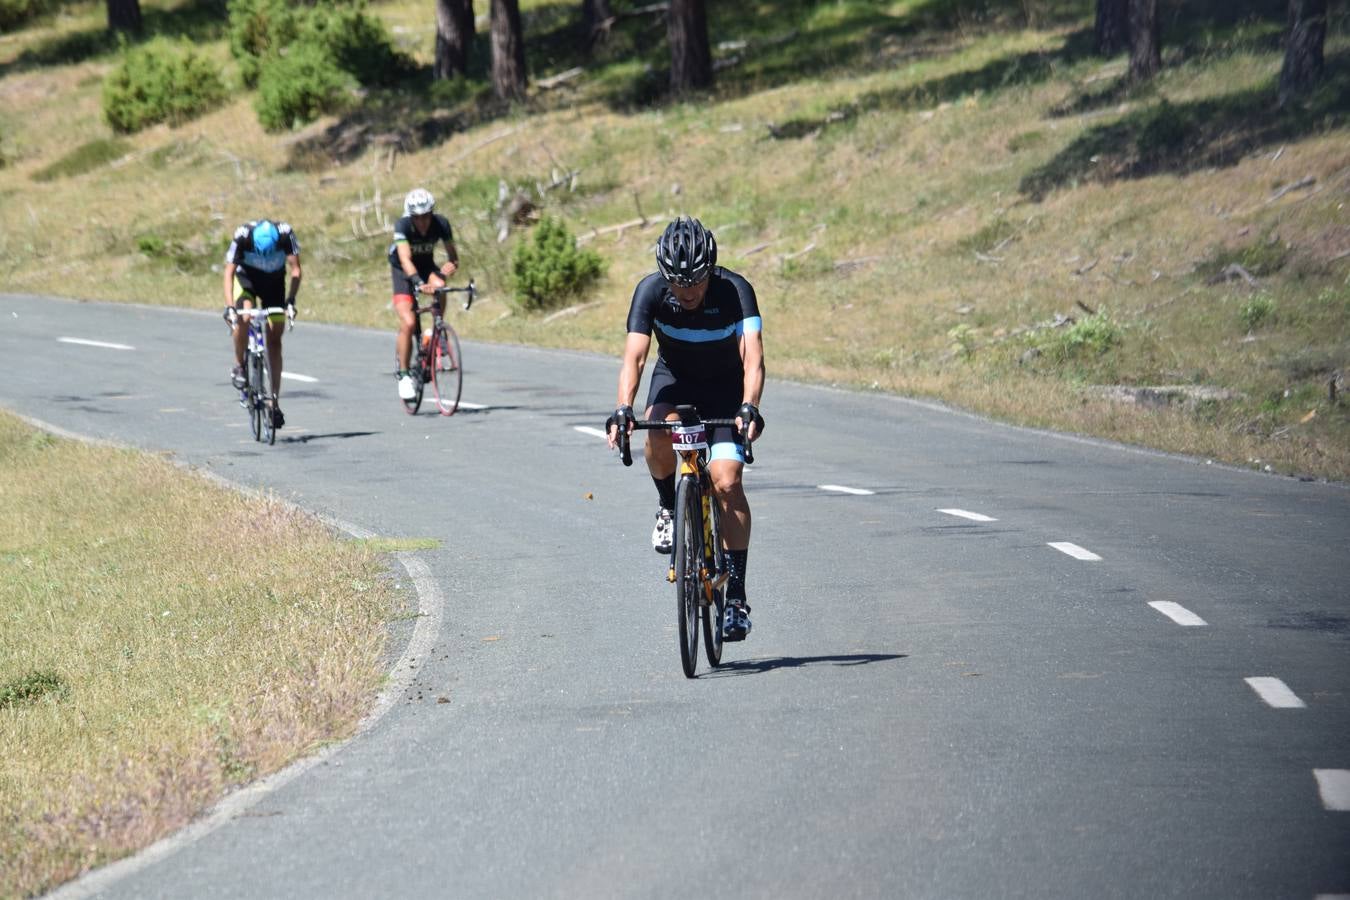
left=537, top=67, right=584, bottom=90
left=1267, top=175, right=1315, bottom=203
left=1206, top=263, right=1258, bottom=286
left=445, top=126, right=523, bottom=169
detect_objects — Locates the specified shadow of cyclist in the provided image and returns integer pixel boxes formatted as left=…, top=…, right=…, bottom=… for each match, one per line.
left=707, top=653, right=906, bottom=677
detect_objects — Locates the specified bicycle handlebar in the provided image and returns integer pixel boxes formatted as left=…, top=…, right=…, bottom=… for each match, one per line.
left=426, top=279, right=476, bottom=311
left=613, top=413, right=755, bottom=467
left=225, top=305, right=295, bottom=331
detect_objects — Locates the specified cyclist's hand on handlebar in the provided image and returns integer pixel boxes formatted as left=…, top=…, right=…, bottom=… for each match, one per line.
left=440, top=261, right=458, bottom=278
left=606, top=404, right=635, bottom=449
left=736, top=402, right=764, bottom=442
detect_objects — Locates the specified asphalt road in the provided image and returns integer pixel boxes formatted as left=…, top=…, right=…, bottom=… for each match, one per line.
left=5, top=293, right=1349, bottom=899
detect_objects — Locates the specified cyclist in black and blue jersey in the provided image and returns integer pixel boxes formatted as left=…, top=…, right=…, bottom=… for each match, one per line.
left=388, top=187, right=459, bottom=401
left=224, top=219, right=301, bottom=429
left=606, top=217, right=765, bottom=641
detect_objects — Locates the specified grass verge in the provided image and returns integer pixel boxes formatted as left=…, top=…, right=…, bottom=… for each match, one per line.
left=0, top=412, right=400, bottom=899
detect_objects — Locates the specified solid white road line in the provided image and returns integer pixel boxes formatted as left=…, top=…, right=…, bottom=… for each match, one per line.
left=1048, top=541, right=1102, bottom=561
left=1148, top=601, right=1208, bottom=627
left=937, top=508, right=997, bottom=522
left=574, top=426, right=608, bottom=438
left=1244, top=677, right=1307, bottom=709
left=58, top=337, right=134, bottom=350
left=819, top=484, right=875, bottom=496
left=280, top=372, right=318, bottom=383
left=1313, top=770, right=1350, bottom=811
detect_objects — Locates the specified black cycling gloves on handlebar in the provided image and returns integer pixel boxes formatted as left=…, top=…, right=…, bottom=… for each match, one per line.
left=737, top=402, right=765, bottom=436
left=607, top=404, right=635, bottom=435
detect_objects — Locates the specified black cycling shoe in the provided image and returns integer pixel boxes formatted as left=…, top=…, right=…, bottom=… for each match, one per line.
left=271, top=407, right=285, bottom=429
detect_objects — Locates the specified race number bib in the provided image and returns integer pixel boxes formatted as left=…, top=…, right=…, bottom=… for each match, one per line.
left=671, top=424, right=708, bottom=452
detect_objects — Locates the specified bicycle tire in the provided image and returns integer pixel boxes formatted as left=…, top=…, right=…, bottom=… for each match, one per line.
left=259, top=350, right=276, bottom=445
left=431, top=322, right=462, bottom=416
left=702, top=493, right=724, bottom=668
left=249, top=352, right=263, bottom=442
left=401, top=346, right=425, bottom=415
left=674, top=475, right=701, bottom=678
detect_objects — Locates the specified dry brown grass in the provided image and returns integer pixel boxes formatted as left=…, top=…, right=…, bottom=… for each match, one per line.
left=0, top=413, right=398, bottom=898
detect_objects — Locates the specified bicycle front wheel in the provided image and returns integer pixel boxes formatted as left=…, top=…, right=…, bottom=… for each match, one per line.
left=249, top=353, right=264, bottom=441
left=674, top=475, right=702, bottom=678
left=431, top=323, right=463, bottom=416
left=259, top=352, right=276, bottom=445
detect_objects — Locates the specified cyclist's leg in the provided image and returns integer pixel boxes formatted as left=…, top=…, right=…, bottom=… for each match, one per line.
left=265, top=316, right=285, bottom=399
left=392, top=269, right=419, bottom=372
left=231, top=281, right=255, bottom=369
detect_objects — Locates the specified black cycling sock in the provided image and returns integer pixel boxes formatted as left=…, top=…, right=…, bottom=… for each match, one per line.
left=725, top=548, right=748, bottom=603
left=654, top=474, right=676, bottom=511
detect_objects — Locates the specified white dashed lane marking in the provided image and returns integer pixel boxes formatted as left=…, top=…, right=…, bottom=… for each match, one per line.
left=1244, top=677, right=1307, bottom=709
left=818, top=485, right=875, bottom=496
left=281, top=372, right=318, bottom=383
left=58, top=337, right=134, bottom=350
left=1048, top=541, right=1102, bottom=561
left=938, top=508, right=997, bottom=522
left=1313, top=770, right=1350, bottom=811
left=574, top=426, right=607, bottom=438
left=457, top=401, right=488, bottom=410
left=1148, top=601, right=1208, bottom=627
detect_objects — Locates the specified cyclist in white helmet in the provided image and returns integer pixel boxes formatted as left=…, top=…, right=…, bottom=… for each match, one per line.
left=224, top=218, right=302, bottom=429
left=388, top=187, right=459, bottom=401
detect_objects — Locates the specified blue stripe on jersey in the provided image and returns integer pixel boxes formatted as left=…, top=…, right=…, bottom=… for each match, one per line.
left=737, top=316, right=763, bottom=335
left=655, top=321, right=738, bottom=343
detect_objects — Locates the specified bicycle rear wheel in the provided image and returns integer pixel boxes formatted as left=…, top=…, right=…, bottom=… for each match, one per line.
left=431, top=323, right=462, bottom=416
left=248, top=353, right=263, bottom=441
left=674, top=475, right=701, bottom=678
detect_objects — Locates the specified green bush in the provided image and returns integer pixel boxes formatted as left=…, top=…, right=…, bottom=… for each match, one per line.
left=511, top=217, right=606, bottom=311
left=1030, top=311, right=1122, bottom=364
left=1239, top=293, right=1276, bottom=331
left=228, top=0, right=302, bottom=88
left=102, top=39, right=227, bottom=134
left=229, top=0, right=410, bottom=89
left=254, top=42, right=353, bottom=132
left=0, top=0, right=52, bottom=31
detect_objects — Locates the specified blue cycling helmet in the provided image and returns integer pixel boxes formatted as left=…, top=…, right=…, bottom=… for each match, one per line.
left=252, top=220, right=280, bottom=254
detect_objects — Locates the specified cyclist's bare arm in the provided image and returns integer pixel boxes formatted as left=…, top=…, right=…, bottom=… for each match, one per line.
left=286, top=254, right=302, bottom=304
left=394, top=242, right=428, bottom=291
left=738, top=330, right=765, bottom=441
left=440, top=240, right=459, bottom=277
left=608, top=332, right=651, bottom=447
left=223, top=262, right=238, bottom=309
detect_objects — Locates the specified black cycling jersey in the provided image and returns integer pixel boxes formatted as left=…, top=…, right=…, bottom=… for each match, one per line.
left=387, top=214, right=454, bottom=276
left=225, top=221, right=299, bottom=300
left=626, top=268, right=762, bottom=381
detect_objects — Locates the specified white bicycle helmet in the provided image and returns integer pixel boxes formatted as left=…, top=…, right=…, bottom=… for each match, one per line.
left=404, top=188, right=435, bottom=216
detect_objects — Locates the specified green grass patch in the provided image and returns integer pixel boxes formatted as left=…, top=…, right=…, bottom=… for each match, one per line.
left=31, top=138, right=132, bottom=182
left=353, top=537, right=443, bottom=552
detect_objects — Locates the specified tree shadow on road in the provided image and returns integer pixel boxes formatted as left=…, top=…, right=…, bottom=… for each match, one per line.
left=708, top=653, right=906, bottom=677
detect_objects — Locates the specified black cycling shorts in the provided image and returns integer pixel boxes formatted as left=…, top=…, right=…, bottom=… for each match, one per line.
left=390, top=265, right=442, bottom=299
left=645, top=358, right=746, bottom=461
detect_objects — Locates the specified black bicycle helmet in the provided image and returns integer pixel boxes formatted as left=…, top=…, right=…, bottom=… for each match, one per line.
left=655, top=216, right=717, bottom=286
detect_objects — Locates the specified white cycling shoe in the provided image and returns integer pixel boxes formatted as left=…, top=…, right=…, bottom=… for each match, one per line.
left=651, top=508, right=673, bottom=554
left=397, top=374, right=417, bottom=400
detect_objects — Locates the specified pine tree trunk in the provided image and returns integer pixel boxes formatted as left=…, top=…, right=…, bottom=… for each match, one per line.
left=490, top=0, right=527, bottom=101
left=1095, top=0, right=1128, bottom=56
left=1127, top=0, right=1160, bottom=83
left=435, top=0, right=475, bottom=80
left=582, top=0, right=615, bottom=50
left=668, top=0, right=712, bottom=94
left=106, top=0, right=142, bottom=33
left=1279, top=0, right=1327, bottom=106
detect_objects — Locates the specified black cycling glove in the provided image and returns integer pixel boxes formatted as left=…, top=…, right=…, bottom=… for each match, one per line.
left=607, top=404, right=635, bottom=435
left=737, top=402, right=764, bottom=436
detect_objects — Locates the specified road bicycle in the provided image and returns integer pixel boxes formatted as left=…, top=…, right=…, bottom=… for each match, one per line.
left=225, top=305, right=293, bottom=446
left=616, top=405, right=755, bottom=678
left=398, top=281, right=475, bottom=416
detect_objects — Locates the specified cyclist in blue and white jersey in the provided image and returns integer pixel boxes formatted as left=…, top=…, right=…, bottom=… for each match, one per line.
left=224, top=219, right=301, bottom=428
left=606, top=217, right=765, bottom=641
